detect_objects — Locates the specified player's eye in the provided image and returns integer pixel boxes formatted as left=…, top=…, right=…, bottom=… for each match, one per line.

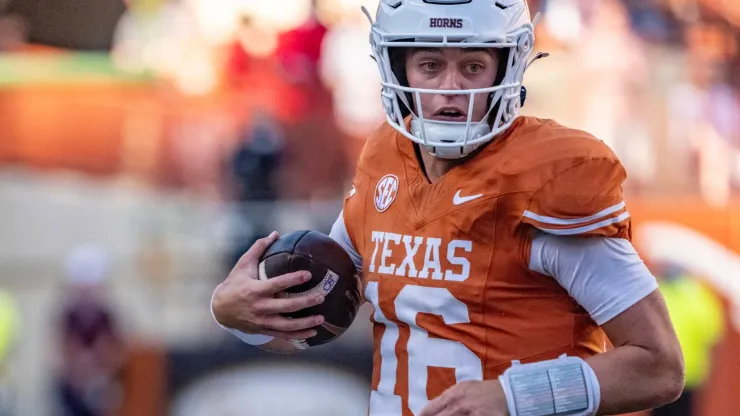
left=466, top=63, right=484, bottom=74
left=420, top=61, right=441, bottom=72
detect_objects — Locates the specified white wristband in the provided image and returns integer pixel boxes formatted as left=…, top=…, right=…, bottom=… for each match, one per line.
left=210, top=287, right=275, bottom=346
left=498, top=354, right=601, bottom=416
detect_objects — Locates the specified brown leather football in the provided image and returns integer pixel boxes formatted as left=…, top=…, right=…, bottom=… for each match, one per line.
left=258, top=230, right=361, bottom=348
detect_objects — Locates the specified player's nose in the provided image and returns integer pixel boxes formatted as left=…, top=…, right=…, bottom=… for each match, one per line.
left=438, top=67, right=464, bottom=92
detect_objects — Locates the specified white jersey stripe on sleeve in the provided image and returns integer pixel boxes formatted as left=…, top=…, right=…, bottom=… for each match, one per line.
left=533, top=211, right=631, bottom=236
left=523, top=201, right=626, bottom=226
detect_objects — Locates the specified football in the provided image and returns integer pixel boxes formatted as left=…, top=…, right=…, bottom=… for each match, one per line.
left=258, top=230, right=362, bottom=348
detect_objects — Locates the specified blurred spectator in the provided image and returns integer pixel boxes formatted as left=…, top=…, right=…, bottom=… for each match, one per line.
left=224, top=15, right=255, bottom=88
left=228, top=111, right=285, bottom=203
left=651, top=263, right=725, bottom=416
left=275, top=0, right=327, bottom=86
left=225, top=111, right=285, bottom=267
left=272, top=0, right=332, bottom=119
left=55, top=245, right=126, bottom=416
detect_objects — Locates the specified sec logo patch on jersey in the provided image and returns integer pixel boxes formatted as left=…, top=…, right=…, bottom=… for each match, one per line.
left=374, top=174, right=399, bottom=212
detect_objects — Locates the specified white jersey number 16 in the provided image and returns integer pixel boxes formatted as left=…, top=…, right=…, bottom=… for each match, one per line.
left=365, top=282, right=483, bottom=415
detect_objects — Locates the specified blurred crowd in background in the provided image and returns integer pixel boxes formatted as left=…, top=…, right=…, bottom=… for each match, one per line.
left=2, top=0, right=740, bottom=202
left=0, top=0, right=738, bottom=415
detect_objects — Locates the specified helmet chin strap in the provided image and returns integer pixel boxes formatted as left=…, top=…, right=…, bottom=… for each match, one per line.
left=410, top=118, right=492, bottom=160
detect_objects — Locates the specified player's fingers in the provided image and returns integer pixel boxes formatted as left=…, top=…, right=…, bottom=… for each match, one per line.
left=259, top=328, right=318, bottom=340
left=261, top=314, right=324, bottom=332
left=260, top=270, right=312, bottom=294
left=418, top=404, right=438, bottom=416
left=256, top=293, right=325, bottom=315
left=235, top=231, right=280, bottom=275
left=418, top=395, right=449, bottom=416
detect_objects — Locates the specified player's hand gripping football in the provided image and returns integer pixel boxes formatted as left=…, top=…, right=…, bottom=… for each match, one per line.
left=419, top=380, right=509, bottom=416
left=211, top=232, right=326, bottom=339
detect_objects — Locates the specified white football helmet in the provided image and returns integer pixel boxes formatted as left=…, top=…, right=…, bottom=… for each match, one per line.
left=363, top=0, right=542, bottom=159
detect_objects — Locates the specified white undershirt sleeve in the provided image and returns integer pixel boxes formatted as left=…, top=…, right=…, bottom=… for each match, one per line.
left=529, top=231, right=658, bottom=325
left=329, top=210, right=363, bottom=273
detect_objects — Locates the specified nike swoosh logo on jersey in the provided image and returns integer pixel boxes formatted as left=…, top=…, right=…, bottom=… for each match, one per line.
left=453, top=190, right=483, bottom=205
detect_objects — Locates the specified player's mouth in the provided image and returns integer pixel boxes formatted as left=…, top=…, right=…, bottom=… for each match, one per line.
left=431, top=106, right=467, bottom=122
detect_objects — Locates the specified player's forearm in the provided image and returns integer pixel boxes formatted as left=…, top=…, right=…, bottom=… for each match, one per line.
left=587, top=344, right=684, bottom=414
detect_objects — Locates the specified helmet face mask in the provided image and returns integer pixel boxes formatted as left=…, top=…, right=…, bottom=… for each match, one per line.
left=364, top=0, right=537, bottom=159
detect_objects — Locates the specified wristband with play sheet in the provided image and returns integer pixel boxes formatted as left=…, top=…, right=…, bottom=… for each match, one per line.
left=498, top=354, right=601, bottom=416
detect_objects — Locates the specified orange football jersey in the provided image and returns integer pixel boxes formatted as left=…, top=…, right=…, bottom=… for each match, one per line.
left=342, top=116, right=631, bottom=416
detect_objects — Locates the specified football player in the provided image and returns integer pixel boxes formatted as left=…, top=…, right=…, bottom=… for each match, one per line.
left=211, top=1, right=685, bottom=415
